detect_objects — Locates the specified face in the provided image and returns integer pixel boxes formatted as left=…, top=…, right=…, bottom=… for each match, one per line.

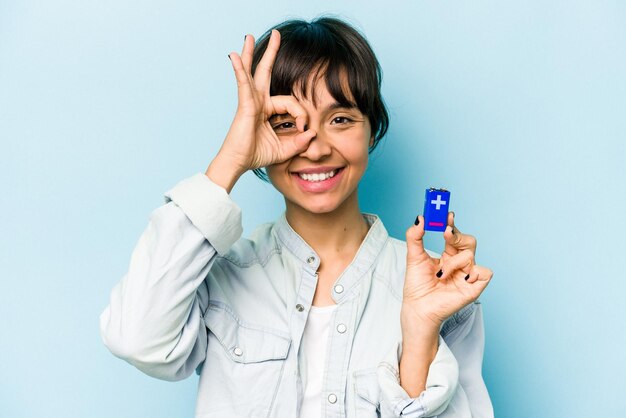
left=266, top=76, right=374, bottom=216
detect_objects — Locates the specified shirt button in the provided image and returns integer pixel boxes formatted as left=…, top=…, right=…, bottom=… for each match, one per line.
left=296, top=304, right=304, bottom=312
left=328, top=393, right=337, bottom=404
left=336, top=323, right=347, bottom=333
left=233, top=347, right=243, bottom=356
left=306, top=256, right=316, bottom=265
left=334, top=284, right=344, bottom=294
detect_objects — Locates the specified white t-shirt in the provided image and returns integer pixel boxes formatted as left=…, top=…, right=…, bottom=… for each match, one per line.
left=299, top=304, right=338, bottom=418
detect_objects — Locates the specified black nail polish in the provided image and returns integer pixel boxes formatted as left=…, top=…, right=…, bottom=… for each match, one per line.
left=436, top=269, right=443, bottom=278
left=414, top=216, right=420, bottom=225
left=451, top=227, right=455, bottom=235
left=227, top=54, right=231, bottom=60
left=244, top=35, right=247, bottom=42
left=304, top=124, right=308, bottom=131
left=465, top=274, right=470, bottom=281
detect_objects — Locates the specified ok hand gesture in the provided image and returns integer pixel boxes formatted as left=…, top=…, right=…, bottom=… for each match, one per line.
left=210, top=30, right=316, bottom=187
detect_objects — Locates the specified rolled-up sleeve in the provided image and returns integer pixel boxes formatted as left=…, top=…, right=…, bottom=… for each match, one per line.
left=162, top=173, right=243, bottom=256
left=99, top=173, right=243, bottom=381
left=377, top=337, right=459, bottom=417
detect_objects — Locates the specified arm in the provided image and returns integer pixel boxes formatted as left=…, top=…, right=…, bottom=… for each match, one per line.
left=383, top=214, right=492, bottom=417
left=399, top=311, right=440, bottom=398
left=100, top=29, right=317, bottom=382
left=378, top=302, right=491, bottom=418
left=99, top=173, right=243, bottom=381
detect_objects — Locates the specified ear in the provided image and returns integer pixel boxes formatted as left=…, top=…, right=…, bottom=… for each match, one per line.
left=369, top=134, right=375, bottom=148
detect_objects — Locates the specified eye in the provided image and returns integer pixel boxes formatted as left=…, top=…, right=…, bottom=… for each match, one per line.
left=331, top=116, right=352, bottom=125
left=272, top=121, right=296, bottom=131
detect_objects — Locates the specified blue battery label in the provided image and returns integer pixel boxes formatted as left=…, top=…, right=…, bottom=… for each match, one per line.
left=423, top=189, right=451, bottom=232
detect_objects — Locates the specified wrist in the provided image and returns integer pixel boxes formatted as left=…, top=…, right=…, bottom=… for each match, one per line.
left=399, top=319, right=439, bottom=397
left=205, top=156, right=245, bottom=194
left=401, top=322, right=439, bottom=346
left=401, top=303, right=443, bottom=333
left=401, top=311, right=439, bottom=355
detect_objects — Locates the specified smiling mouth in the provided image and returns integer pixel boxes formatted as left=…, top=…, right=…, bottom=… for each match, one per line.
left=293, top=167, right=345, bottom=182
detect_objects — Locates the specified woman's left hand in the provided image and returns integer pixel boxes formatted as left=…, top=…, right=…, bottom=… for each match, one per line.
left=402, top=212, right=493, bottom=329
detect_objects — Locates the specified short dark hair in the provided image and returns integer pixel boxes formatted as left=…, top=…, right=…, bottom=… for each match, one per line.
left=250, top=16, right=390, bottom=182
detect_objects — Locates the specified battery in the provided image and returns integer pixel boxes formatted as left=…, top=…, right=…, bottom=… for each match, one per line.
left=423, top=188, right=450, bottom=232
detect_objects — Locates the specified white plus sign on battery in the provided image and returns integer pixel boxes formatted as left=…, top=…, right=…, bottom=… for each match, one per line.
left=431, top=195, right=447, bottom=210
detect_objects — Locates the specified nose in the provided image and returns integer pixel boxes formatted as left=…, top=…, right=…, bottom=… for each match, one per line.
left=298, top=128, right=331, bottom=161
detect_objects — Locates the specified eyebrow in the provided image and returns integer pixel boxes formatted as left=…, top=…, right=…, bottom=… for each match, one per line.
left=325, top=101, right=358, bottom=112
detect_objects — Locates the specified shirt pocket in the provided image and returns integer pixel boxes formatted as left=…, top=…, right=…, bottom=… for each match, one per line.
left=353, top=367, right=382, bottom=417
left=203, top=301, right=291, bottom=362
left=197, top=301, right=291, bottom=417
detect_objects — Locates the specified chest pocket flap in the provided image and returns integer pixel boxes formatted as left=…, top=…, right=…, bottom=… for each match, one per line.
left=203, top=302, right=291, bottom=363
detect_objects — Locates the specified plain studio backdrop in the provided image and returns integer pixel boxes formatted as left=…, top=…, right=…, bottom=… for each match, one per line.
left=1, top=1, right=625, bottom=417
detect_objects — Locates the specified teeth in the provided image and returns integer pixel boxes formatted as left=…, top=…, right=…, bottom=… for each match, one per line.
left=298, top=169, right=337, bottom=182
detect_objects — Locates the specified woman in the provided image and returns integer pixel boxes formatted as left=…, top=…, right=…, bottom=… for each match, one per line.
left=100, top=16, right=494, bottom=417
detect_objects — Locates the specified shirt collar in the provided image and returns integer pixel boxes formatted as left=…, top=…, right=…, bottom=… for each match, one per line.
left=273, top=211, right=389, bottom=301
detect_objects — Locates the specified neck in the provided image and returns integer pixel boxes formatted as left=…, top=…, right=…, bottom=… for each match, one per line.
left=284, top=190, right=370, bottom=258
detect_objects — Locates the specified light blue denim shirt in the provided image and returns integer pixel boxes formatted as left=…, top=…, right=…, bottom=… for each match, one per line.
left=100, top=173, right=493, bottom=418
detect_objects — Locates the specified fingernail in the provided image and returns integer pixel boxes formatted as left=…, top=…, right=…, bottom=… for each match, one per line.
left=451, top=227, right=455, bottom=235
left=414, top=215, right=420, bottom=225
left=436, top=269, right=443, bottom=278
left=304, top=124, right=308, bottom=131
left=464, top=274, right=470, bottom=281
left=227, top=54, right=231, bottom=60
left=244, top=34, right=247, bottom=42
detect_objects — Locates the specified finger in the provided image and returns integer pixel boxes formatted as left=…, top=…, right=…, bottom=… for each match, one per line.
left=470, top=265, right=493, bottom=284
left=463, top=265, right=493, bottom=302
left=268, top=95, right=309, bottom=132
left=276, top=128, right=317, bottom=160
left=448, top=211, right=455, bottom=229
left=254, top=29, right=281, bottom=93
left=405, top=215, right=430, bottom=266
left=437, top=249, right=474, bottom=280
left=443, top=223, right=477, bottom=259
left=442, top=212, right=458, bottom=257
left=241, top=34, right=255, bottom=74
left=465, top=266, right=480, bottom=284
left=228, top=52, right=255, bottom=106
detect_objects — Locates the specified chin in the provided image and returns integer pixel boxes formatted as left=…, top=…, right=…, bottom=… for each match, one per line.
left=295, top=201, right=337, bottom=214
left=285, top=194, right=340, bottom=214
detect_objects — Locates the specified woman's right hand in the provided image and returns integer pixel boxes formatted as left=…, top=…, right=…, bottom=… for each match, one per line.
left=206, top=30, right=317, bottom=193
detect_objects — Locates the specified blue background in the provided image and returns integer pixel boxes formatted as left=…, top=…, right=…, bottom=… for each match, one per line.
left=1, top=1, right=625, bottom=417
